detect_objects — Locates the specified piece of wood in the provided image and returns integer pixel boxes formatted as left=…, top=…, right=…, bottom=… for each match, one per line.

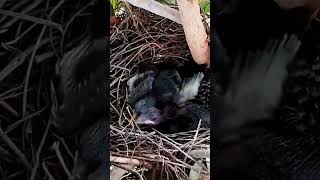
left=177, top=0, right=210, bottom=65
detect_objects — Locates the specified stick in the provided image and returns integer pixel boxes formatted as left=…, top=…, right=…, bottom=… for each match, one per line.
left=110, top=156, right=150, bottom=166
left=30, top=121, right=51, bottom=180
left=176, top=0, right=210, bottom=65
left=0, top=126, right=32, bottom=171
left=0, top=9, right=62, bottom=32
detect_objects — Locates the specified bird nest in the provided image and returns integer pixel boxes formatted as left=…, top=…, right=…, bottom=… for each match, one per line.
left=110, top=6, right=210, bottom=180
left=0, top=0, right=98, bottom=179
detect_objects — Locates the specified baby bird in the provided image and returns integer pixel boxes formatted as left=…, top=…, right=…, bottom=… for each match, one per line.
left=127, top=69, right=157, bottom=105
left=215, top=34, right=301, bottom=142
left=72, top=118, right=107, bottom=180
left=215, top=34, right=301, bottom=178
left=53, top=0, right=108, bottom=136
left=127, top=64, right=205, bottom=128
left=54, top=38, right=107, bottom=136
left=52, top=0, right=108, bottom=179
left=178, top=101, right=210, bottom=128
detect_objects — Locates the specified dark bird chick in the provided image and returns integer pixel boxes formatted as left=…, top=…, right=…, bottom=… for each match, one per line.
left=127, top=67, right=164, bottom=126
left=212, top=29, right=232, bottom=93
left=153, top=69, right=182, bottom=106
left=153, top=71, right=208, bottom=131
left=127, top=64, right=206, bottom=129
left=54, top=38, right=107, bottom=136
left=52, top=0, right=108, bottom=179
left=215, top=34, right=301, bottom=179
left=53, top=0, right=108, bottom=136
left=172, top=73, right=211, bottom=129
left=178, top=101, right=210, bottom=128
left=72, top=118, right=107, bottom=180
left=215, top=34, right=301, bottom=142
left=127, top=69, right=157, bottom=105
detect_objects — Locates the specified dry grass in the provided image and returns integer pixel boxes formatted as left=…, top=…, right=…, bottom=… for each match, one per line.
left=0, top=0, right=96, bottom=179
left=110, top=5, right=210, bottom=180
left=0, top=0, right=210, bottom=179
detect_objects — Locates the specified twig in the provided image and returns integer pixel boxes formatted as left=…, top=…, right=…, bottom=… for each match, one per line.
left=0, top=9, right=62, bottom=32
left=0, top=0, right=7, bottom=9
left=52, top=141, right=71, bottom=178
left=42, top=161, right=56, bottom=180
left=184, top=119, right=201, bottom=162
left=5, top=106, right=47, bottom=134
left=0, top=85, right=22, bottom=98
left=30, top=120, right=51, bottom=180
left=152, top=129, right=183, bottom=146
left=22, top=25, right=46, bottom=117
left=2, top=23, right=38, bottom=45
left=6, top=170, right=25, bottom=179
left=0, top=36, right=58, bottom=82
left=0, top=126, right=32, bottom=171
left=111, top=156, right=150, bottom=166
left=60, top=138, right=75, bottom=161
left=0, top=100, right=19, bottom=117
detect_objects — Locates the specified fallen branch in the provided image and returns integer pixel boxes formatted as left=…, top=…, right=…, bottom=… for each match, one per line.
left=177, top=0, right=210, bottom=65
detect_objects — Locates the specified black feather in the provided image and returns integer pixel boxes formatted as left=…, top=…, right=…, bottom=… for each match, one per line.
left=72, top=118, right=107, bottom=179
left=216, top=34, right=301, bottom=141
left=215, top=34, right=301, bottom=179
left=53, top=0, right=108, bottom=136
left=52, top=1, right=108, bottom=178
left=54, top=38, right=107, bottom=136
left=153, top=69, right=181, bottom=107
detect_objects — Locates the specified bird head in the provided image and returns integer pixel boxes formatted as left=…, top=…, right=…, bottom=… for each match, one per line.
left=136, top=107, right=163, bottom=126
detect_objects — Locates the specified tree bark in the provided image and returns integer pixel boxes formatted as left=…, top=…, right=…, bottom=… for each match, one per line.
left=177, top=0, right=210, bottom=65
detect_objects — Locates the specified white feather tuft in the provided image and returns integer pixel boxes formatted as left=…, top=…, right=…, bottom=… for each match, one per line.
left=127, top=74, right=139, bottom=91
left=178, top=72, right=204, bottom=104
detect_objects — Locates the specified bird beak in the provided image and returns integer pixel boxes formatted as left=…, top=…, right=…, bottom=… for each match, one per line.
left=136, top=117, right=156, bottom=125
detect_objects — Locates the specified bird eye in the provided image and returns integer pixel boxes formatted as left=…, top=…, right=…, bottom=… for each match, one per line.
left=136, top=111, right=141, bottom=116
left=152, top=116, right=158, bottom=122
